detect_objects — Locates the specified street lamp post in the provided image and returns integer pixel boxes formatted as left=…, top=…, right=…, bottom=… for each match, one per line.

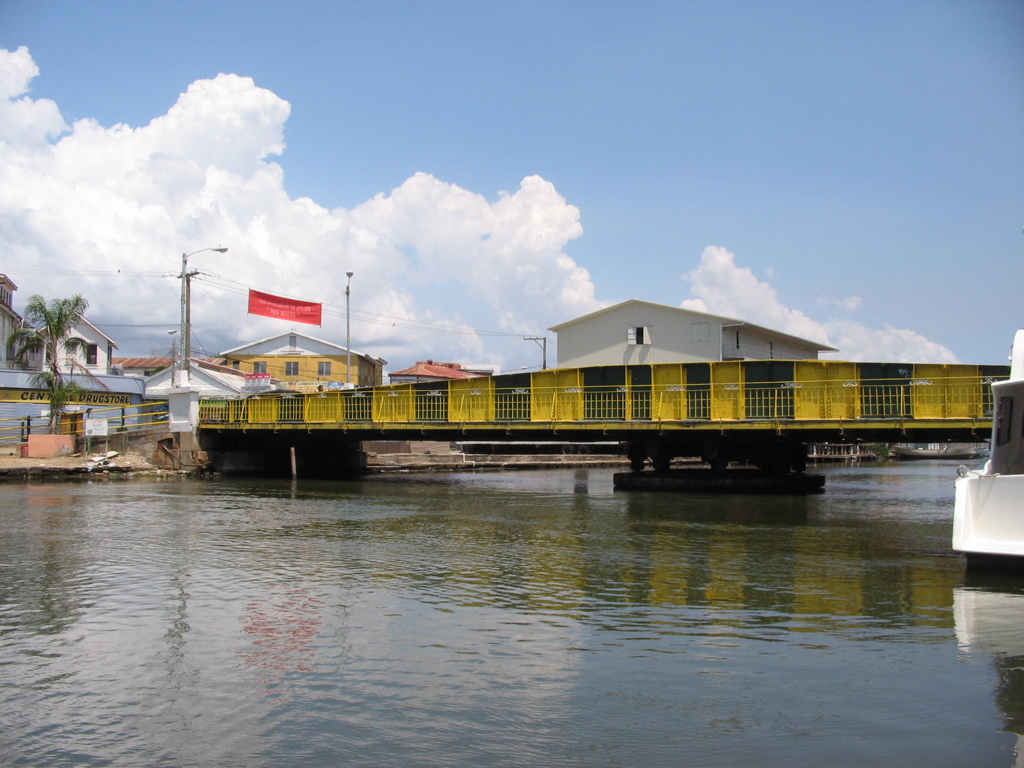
left=524, top=336, right=548, bottom=370
left=345, top=271, right=354, bottom=387
left=177, top=246, right=228, bottom=387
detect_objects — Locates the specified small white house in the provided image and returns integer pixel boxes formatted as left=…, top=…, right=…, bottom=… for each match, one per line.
left=549, top=299, right=836, bottom=368
left=1, top=280, right=117, bottom=374
left=144, top=358, right=249, bottom=399
left=5, top=312, right=117, bottom=377
left=0, top=291, right=143, bottom=423
left=66, top=317, right=118, bottom=376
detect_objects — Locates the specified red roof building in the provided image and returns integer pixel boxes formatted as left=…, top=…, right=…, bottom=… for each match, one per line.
left=387, top=361, right=486, bottom=384
left=113, top=357, right=224, bottom=377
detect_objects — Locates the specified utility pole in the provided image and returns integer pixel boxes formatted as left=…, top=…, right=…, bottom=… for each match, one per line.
left=177, top=246, right=227, bottom=387
left=345, top=271, right=354, bottom=387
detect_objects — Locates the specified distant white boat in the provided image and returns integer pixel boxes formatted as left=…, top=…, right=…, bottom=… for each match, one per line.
left=892, top=444, right=987, bottom=460
left=953, top=330, right=1024, bottom=568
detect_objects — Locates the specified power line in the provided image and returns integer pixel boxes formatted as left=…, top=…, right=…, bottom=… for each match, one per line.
left=94, top=323, right=179, bottom=328
left=3, top=268, right=169, bottom=277
left=197, top=273, right=531, bottom=339
left=8, top=267, right=542, bottom=340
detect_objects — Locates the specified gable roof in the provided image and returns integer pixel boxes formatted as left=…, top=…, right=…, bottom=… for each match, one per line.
left=220, top=330, right=386, bottom=363
left=549, top=299, right=837, bottom=352
left=74, top=316, right=118, bottom=348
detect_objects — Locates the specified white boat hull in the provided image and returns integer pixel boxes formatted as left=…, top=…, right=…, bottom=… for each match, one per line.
left=954, top=473, right=1024, bottom=563
left=950, top=340, right=1024, bottom=569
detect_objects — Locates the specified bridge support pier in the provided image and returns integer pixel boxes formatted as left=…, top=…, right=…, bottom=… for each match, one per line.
left=620, top=437, right=821, bottom=494
left=626, top=436, right=809, bottom=474
left=199, top=431, right=368, bottom=478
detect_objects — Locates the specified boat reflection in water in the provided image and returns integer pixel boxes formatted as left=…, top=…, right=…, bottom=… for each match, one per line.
left=956, top=574, right=1024, bottom=767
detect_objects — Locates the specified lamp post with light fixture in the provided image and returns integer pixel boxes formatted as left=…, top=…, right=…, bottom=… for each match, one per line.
left=524, top=336, right=548, bottom=370
left=177, top=247, right=227, bottom=387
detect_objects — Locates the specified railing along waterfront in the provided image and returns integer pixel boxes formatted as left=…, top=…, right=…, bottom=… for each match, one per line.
left=0, top=401, right=170, bottom=445
left=197, top=361, right=1007, bottom=433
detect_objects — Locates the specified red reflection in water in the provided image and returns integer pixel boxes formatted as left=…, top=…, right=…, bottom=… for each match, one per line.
left=240, top=589, right=324, bottom=674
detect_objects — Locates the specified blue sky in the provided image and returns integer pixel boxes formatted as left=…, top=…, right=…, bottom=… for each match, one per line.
left=1, top=1, right=1022, bottom=370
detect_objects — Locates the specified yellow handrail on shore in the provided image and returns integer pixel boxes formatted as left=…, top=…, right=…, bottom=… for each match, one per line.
left=0, top=401, right=169, bottom=444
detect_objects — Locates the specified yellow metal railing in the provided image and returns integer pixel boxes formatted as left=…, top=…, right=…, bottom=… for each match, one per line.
left=197, top=361, right=1008, bottom=429
left=0, top=415, right=43, bottom=444
left=0, top=401, right=171, bottom=444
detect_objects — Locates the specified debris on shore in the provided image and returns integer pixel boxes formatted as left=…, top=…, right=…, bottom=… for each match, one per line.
left=0, top=449, right=165, bottom=480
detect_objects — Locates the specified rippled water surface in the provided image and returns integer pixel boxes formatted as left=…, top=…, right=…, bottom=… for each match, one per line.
left=1, top=464, right=1022, bottom=767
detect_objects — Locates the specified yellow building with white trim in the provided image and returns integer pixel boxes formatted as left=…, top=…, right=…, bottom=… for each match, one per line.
left=220, top=331, right=386, bottom=389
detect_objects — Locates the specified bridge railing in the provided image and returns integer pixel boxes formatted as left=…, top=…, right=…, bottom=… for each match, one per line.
left=197, top=361, right=1008, bottom=428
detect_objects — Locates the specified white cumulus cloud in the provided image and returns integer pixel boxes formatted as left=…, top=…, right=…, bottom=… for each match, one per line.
left=816, top=294, right=863, bottom=312
left=0, top=48, right=600, bottom=371
left=0, top=46, right=66, bottom=145
left=681, top=246, right=958, bottom=363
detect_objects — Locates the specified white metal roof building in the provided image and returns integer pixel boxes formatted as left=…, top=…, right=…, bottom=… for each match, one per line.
left=143, top=358, right=250, bottom=399
left=548, top=299, right=837, bottom=368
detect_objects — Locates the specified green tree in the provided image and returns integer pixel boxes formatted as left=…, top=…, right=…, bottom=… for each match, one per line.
left=7, top=294, right=91, bottom=433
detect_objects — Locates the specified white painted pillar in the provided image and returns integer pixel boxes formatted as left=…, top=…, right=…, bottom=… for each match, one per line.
left=167, top=387, right=200, bottom=433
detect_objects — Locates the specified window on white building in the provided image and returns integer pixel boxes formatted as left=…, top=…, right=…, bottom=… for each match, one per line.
left=627, top=326, right=651, bottom=345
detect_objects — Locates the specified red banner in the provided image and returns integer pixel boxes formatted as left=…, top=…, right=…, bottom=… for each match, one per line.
left=247, top=289, right=322, bottom=326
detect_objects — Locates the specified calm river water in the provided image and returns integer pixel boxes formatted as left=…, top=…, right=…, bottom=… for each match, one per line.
left=2, top=463, right=1023, bottom=767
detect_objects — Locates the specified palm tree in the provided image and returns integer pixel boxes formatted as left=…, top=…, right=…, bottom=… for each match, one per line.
left=7, top=294, right=90, bottom=433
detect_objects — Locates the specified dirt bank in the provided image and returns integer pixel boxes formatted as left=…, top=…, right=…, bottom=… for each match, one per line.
left=0, top=448, right=163, bottom=478
left=0, top=446, right=631, bottom=478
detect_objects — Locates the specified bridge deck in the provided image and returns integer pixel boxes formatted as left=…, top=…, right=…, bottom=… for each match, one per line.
left=199, top=359, right=1007, bottom=443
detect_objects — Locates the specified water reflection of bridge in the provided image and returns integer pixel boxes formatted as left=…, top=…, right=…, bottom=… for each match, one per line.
left=196, top=359, right=1007, bottom=477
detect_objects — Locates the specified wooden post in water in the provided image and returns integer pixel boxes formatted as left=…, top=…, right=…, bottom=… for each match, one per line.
left=290, top=446, right=297, bottom=479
